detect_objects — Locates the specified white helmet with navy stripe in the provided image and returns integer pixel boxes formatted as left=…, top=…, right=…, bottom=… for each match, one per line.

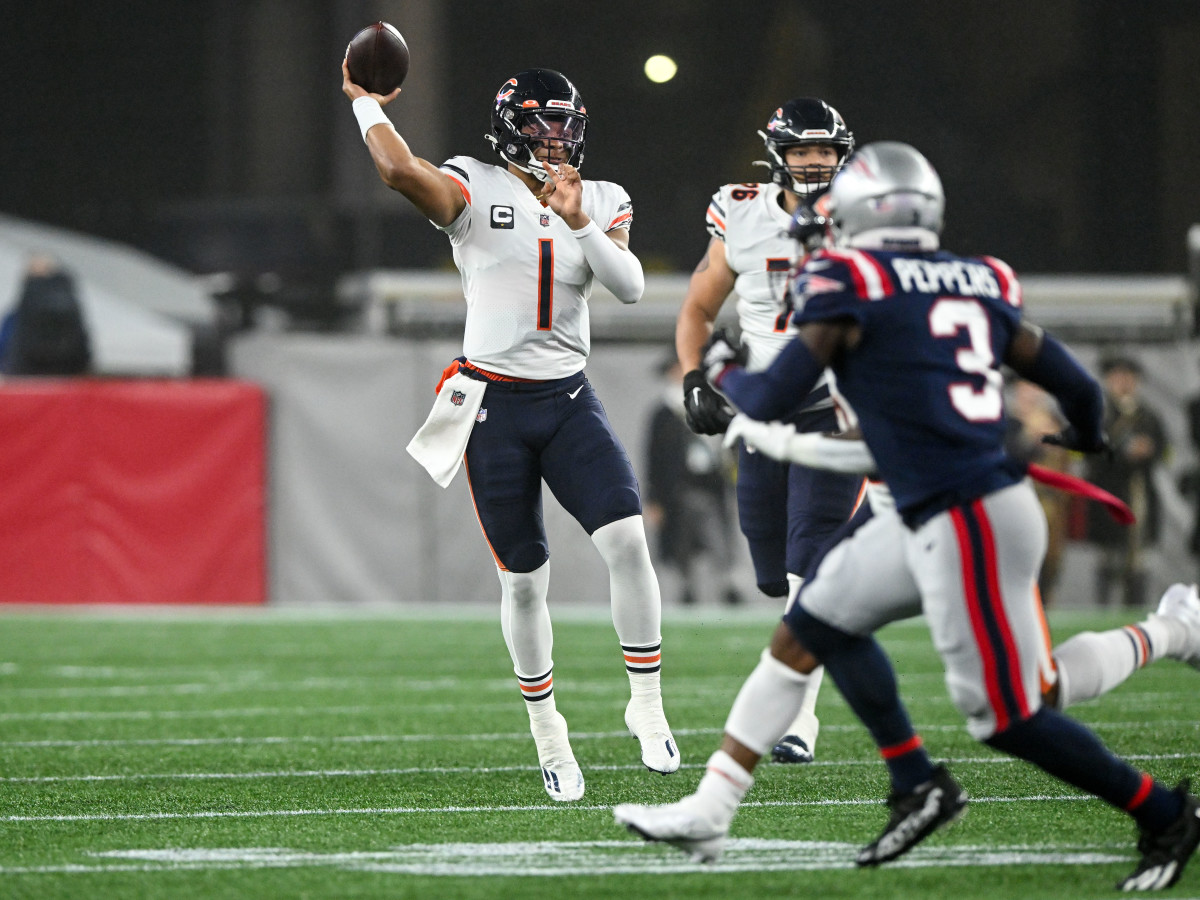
left=826, top=142, right=944, bottom=250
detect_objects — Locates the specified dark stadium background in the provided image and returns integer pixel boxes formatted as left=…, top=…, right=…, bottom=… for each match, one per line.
left=1, top=0, right=1197, bottom=288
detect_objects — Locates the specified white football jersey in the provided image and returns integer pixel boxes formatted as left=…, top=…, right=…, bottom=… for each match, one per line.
left=705, top=182, right=799, bottom=372
left=436, top=156, right=634, bottom=380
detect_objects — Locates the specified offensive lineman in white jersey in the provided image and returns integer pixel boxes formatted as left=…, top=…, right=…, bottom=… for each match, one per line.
left=675, top=98, right=864, bottom=764
left=342, top=62, right=678, bottom=802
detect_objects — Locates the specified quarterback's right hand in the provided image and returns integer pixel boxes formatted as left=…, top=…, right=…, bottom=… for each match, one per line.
left=683, top=369, right=734, bottom=435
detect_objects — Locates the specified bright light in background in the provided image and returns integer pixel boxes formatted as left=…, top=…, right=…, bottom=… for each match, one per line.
left=643, top=54, right=677, bottom=84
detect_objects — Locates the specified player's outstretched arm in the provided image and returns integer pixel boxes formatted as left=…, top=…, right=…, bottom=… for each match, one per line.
left=713, top=320, right=854, bottom=422
left=723, top=414, right=876, bottom=473
left=342, top=58, right=465, bottom=227
left=1006, top=322, right=1106, bottom=453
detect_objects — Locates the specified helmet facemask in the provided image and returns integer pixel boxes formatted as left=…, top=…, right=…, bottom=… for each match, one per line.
left=503, top=111, right=587, bottom=182
left=758, top=138, right=847, bottom=197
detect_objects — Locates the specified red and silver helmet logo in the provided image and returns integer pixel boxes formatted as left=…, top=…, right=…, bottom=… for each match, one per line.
left=546, top=99, right=577, bottom=111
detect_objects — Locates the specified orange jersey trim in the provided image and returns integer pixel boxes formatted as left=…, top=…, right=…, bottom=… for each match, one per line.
left=445, top=174, right=471, bottom=205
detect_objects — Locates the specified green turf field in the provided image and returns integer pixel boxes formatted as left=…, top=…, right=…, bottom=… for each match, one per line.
left=0, top=603, right=1196, bottom=899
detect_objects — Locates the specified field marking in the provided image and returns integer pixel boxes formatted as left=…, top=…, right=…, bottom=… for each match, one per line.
left=0, top=792, right=1145, bottom=824
left=0, top=838, right=1133, bottom=876
left=3, top=751, right=1198, bottom=785
left=2, top=718, right=1197, bottom=750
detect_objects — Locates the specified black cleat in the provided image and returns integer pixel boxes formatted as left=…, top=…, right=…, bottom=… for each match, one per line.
left=1118, top=781, right=1200, bottom=891
left=771, top=735, right=814, bottom=764
left=856, top=764, right=967, bottom=866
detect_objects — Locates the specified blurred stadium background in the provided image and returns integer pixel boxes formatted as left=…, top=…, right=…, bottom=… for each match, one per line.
left=1, top=0, right=1198, bottom=608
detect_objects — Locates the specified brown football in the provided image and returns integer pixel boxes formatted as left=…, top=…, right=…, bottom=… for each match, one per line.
left=346, top=22, right=409, bottom=95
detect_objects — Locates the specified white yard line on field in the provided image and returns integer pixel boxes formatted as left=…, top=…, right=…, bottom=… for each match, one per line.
left=2, top=719, right=1197, bottom=750
left=0, top=838, right=1139, bottom=876
left=0, top=793, right=1113, bottom=824
left=2, top=750, right=1197, bottom=784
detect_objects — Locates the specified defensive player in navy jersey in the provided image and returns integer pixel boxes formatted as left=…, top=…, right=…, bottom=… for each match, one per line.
left=675, top=99, right=865, bottom=764
left=343, top=63, right=678, bottom=802
left=617, top=142, right=1200, bottom=891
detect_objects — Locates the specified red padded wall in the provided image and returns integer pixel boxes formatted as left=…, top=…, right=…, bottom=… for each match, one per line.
left=0, top=380, right=266, bottom=604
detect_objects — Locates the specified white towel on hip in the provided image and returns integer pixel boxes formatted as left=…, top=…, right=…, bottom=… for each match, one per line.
left=406, top=372, right=487, bottom=488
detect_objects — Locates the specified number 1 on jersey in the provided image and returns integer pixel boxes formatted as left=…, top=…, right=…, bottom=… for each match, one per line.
left=538, top=239, right=553, bottom=330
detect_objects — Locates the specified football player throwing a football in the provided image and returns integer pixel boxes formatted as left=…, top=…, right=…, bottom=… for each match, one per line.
left=674, top=98, right=864, bottom=765
left=343, top=62, right=678, bottom=802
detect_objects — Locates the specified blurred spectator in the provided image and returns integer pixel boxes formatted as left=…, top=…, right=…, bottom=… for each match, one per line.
left=1085, top=355, right=1168, bottom=608
left=643, top=357, right=743, bottom=605
left=1004, top=379, right=1071, bottom=606
left=0, top=255, right=92, bottom=376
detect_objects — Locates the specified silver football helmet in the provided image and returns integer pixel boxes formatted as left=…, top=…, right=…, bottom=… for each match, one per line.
left=826, top=142, right=944, bottom=249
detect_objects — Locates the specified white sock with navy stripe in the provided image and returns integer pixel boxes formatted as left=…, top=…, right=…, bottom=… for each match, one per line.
left=1053, top=620, right=1169, bottom=709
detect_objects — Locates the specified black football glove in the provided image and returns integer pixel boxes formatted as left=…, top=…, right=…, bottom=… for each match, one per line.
left=1042, top=428, right=1113, bottom=459
left=683, top=368, right=734, bottom=435
left=787, top=203, right=831, bottom=253
left=700, top=327, right=749, bottom=384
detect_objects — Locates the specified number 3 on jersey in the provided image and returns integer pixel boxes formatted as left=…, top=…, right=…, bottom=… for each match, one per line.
left=928, top=297, right=1003, bottom=422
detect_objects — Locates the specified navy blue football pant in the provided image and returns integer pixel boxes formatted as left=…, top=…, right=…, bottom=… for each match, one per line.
left=463, top=370, right=642, bottom=573
left=735, top=406, right=863, bottom=597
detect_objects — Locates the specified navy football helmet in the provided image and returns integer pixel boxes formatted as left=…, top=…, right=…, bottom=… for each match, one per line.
left=487, top=69, right=588, bottom=183
left=756, top=98, right=854, bottom=197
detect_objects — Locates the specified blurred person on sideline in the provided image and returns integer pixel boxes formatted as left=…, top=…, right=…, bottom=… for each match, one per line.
left=0, top=254, right=91, bottom=376
left=1086, top=356, right=1168, bottom=607
left=644, top=357, right=743, bottom=606
left=342, top=62, right=677, bottom=802
left=1004, top=380, right=1071, bottom=605
left=1186, top=383, right=1200, bottom=571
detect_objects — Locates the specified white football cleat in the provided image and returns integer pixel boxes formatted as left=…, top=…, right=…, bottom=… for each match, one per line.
left=614, top=797, right=727, bottom=862
left=625, top=696, right=681, bottom=774
left=1156, top=583, right=1200, bottom=669
left=531, top=711, right=584, bottom=802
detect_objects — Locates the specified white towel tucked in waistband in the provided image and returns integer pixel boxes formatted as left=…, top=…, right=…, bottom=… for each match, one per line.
left=405, top=372, right=487, bottom=488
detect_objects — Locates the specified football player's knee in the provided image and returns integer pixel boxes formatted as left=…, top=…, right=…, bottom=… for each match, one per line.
left=505, top=545, right=550, bottom=576
left=758, top=579, right=789, bottom=598
left=786, top=606, right=855, bottom=660
left=944, top=672, right=995, bottom=737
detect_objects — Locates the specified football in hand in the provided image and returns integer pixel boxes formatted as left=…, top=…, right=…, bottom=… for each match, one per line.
left=346, top=22, right=409, bottom=95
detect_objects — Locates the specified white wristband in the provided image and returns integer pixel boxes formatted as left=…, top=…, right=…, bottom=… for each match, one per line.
left=352, top=96, right=391, bottom=143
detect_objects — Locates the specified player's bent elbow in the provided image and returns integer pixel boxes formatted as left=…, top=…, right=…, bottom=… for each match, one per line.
left=612, top=271, right=644, bottom=304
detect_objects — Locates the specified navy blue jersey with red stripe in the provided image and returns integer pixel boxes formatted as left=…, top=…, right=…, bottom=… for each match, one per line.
left=791, top=247, right=1026, bottom=523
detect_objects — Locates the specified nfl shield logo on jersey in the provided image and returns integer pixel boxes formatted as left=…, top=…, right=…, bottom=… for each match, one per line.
left=540, top=214, right=550, bottom=227
left=476, top=408, right=488, bottom=423
left=450, top=390, right=466, bottom=407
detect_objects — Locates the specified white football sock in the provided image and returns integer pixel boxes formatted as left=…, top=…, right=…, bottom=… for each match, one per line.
left=592, top=515, right=662, bottom=647
left=685, top=750, right=754, bottom=830
left=498, top=561, right=553, bottom=677
left=724, top=648, right=813, bottom=756
left=1053, top=622, right=1163, bottom=709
